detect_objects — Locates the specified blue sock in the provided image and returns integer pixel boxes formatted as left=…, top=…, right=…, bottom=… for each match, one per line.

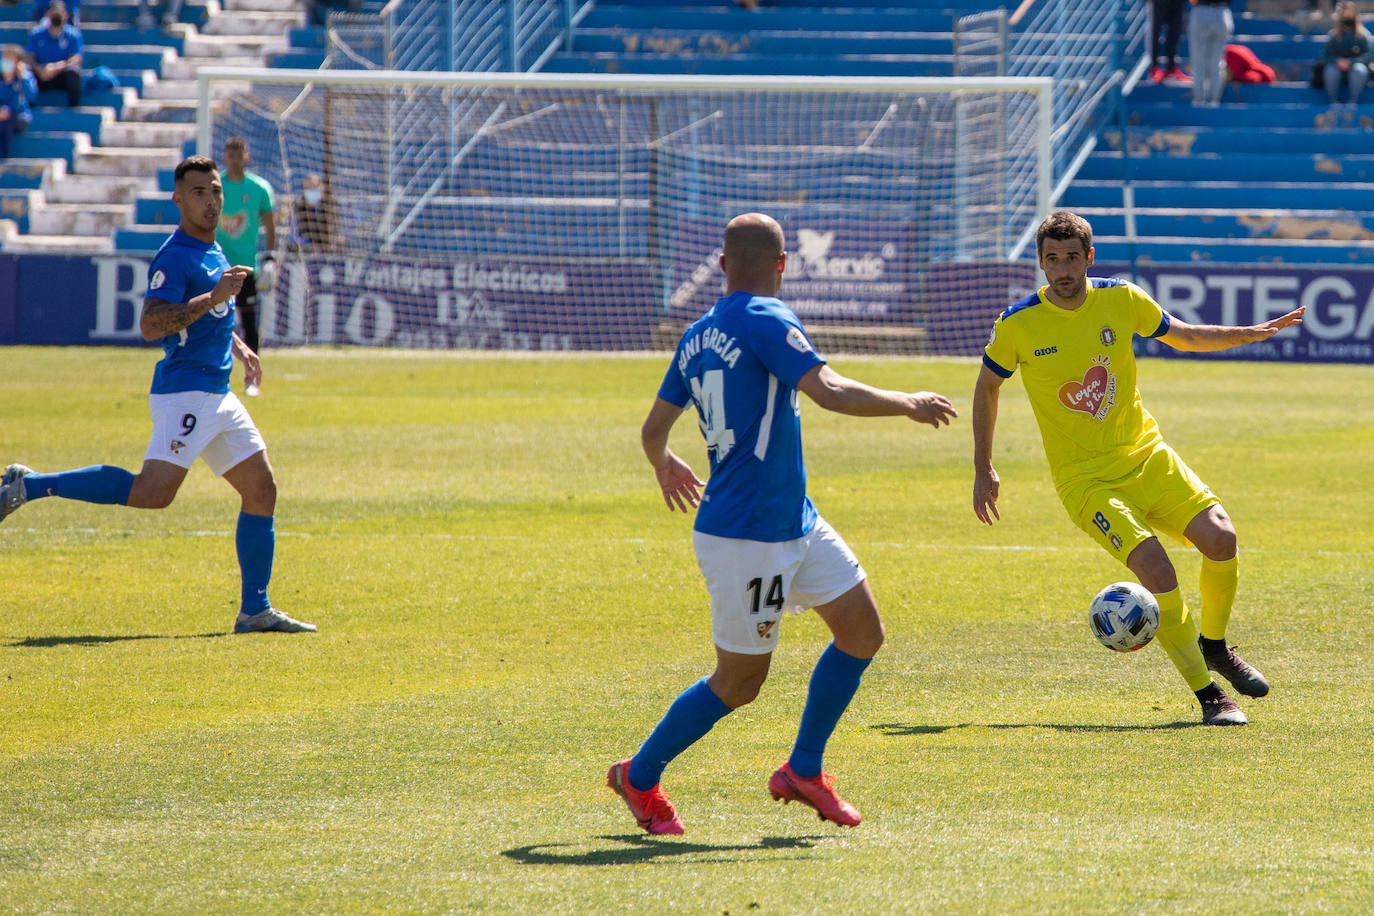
left=235, top=512, right=274, bottom=615
left=24, top=466, right=134, bottom=506
left=788, top=643, right=872, bottom=779
left=628, top=678, right=732, bottom=791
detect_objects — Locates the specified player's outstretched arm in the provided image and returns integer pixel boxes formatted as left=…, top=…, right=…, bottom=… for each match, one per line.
left=139, top=265, right=252, bottom=340
left=642, top=397, right=705, bottom=513
left=972, top=365, right=1003, bottom=525
left=796, top=364, right=957, bottom=427
left=1159, top=306, right=1305, bottom=352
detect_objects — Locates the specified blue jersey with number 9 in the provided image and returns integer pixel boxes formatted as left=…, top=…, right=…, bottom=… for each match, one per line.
left=658, top=292, right=825, bottom=542
left=144, top=228, right=235, bottom=395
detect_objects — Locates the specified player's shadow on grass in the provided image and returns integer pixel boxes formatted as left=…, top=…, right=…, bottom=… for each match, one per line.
left=9, top=633, right=228, bottom=648
left=502, top=834, right=823, bottom=867
left=870, top=720, right=1195, bottom=735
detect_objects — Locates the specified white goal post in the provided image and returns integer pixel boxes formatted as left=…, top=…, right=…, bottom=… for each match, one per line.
left=196, top=67, right=1052, bottom=354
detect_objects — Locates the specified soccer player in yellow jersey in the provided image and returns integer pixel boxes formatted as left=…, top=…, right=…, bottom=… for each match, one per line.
left=971, top=211, right=1304, bottom=726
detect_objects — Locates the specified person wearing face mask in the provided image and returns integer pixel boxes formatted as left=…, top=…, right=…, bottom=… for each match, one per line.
left=0, top=45, right=37, bottom=161
left=1321, top=1, right=1372, bottom=106
left=291, top=173, right=341, bottom=253
left=24, top=1, right=81, bottom=109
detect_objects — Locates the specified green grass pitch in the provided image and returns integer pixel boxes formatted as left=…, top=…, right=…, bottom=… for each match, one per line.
left=1, top=346, right=1371, bottom=913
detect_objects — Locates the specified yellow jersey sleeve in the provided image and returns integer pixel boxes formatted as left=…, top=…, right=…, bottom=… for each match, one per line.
left=1125, top=281, right=1170, bottom=339
left=982, top=291, right=1040, bottom=378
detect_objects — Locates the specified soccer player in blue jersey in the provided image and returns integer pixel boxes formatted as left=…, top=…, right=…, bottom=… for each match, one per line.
left=0, top=155, right=315, bottom=634
left=608, top=212, right=957, bottom=834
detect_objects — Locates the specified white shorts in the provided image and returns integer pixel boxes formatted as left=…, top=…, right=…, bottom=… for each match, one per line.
left=693, top=516, right=867, bottom=655
left=145, top=390, right=266, bottom=476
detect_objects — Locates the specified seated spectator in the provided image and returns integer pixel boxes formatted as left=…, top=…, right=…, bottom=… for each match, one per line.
left=31, top=0, right=77, bottom=27
left=25, top=1, right=81, bottom=109
left=1321, top=1, right=1372, bottom=105
left=136, top=0, right=185, bottom=31
left=303, top=0, right=362, bottom=27
left=291, top=173, right=342, bottom=252
left=0, top=45, right=37, bottom=160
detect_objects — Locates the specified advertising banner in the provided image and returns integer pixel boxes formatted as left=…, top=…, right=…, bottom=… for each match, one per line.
left=0, top=253, right=658, bottom=351
left=1098, top=263, right=1374, bottom=363
left=267, top=255, right=658, bottom=351
left=667, top=219, right=917, bottom=323
left=3, top=254, right=1372, bottom=364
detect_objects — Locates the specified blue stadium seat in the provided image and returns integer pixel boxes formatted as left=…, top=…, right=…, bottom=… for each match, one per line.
left=546, top=1, right=978, bottom=78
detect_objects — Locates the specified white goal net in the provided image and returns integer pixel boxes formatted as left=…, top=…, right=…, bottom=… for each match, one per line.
left=197, top=68, right=1050, bottom=354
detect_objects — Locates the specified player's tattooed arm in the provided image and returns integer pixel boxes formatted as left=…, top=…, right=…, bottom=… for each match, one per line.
left=140, top=296, right=211, bottom=340
left=139, top=266, right=252, bottom=340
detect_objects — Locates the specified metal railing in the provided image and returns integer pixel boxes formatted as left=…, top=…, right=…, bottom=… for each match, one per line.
left=323, top=0, right=595, bottom=73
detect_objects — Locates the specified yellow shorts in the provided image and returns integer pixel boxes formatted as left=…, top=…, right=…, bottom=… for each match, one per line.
left=1060, top=444, right=1219, bottom=566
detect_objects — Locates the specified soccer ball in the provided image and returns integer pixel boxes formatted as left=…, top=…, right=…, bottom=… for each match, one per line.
left=1088, top=582, right=1160, bottom=652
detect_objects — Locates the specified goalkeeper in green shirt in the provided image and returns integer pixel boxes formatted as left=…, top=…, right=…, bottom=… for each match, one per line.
left=216, top=136, right=276, bottom=396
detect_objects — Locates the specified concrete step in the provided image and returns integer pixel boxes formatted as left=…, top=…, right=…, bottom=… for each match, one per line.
left=2, top=233, right=114, bottom=253
left=77, top=146, right=182, bottom=177
left=161, top=55, right=262, bottom=80
left=202, top=11, right=301, bottom=35
left=227, top=0, right=303, bottom=11
left=28, top=203, right=134, bottom=236
left=182, top=33, right=286, bottom=57
left=139, top=78, right=248, bottom=101
left=121, top=98, right=199, bottom=122
left=43, top=173, right=157, bottom=204
left=100, top=120, right=197, bottom=148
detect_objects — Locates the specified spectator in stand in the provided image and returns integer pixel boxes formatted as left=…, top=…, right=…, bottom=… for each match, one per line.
left=1320, top=1, right=1372, bottom=106
left=1150, top=0, right=1192, bottom=84
left=291, top=173, right=342, bottom=253
left=25, top=1, right=80, bottom=109
left=30, top=0, right=77, bottom=27
left=136, top=0, right=185, bottom=31
left=1189, top=0, right=1233, bottom=107
left=0, top=45, right=37, bottom=161
left=303, top=0, right=362, bottom=27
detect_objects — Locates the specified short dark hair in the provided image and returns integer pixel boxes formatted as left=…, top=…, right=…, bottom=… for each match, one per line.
left=1036, top=210, right=1093, bottom=256
left=224, top=137, right=247, bottom=153
left=174, top=155, right=218, bottom=184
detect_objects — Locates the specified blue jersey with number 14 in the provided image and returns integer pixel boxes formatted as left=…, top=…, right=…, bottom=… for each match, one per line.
left=144, top=228, right=235, bottom=395
left=658, top=292, right=825, bottom=542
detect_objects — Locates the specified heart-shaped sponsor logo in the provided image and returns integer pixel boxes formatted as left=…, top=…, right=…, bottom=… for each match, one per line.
left=220, top=213, right=246, bottom=236
left=1058, top=362, right=1115, bottom=420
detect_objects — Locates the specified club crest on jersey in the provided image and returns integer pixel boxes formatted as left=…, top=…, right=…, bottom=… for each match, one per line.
left=169, top=438, right=187, bottom=454
left=1058, top=354, right=1116, bottom=421
left=1100, top=325, right=1117, bottom=347
left=149, top=270, right=166, bottom=291
left=756, top=620, right=777, bottom=639
left=786, top=326, right=812, bottom=354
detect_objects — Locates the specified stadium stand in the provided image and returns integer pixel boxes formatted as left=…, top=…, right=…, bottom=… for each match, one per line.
left=0, top=0, right=296, bottom=253
left=1064, top=2, right=1374, bottom=266
left=3, top=0, right=1371, bottom=274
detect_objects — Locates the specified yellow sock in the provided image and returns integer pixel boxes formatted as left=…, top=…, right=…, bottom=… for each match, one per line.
left=1153, top=587, right=1212, bottom=691
left=1199, top=554, right=1239, bottom=641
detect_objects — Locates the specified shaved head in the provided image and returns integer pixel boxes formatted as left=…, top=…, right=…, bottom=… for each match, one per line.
left=720, top=213, right=786, bottom=296
left=723, top=213, right=784, bottom=270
